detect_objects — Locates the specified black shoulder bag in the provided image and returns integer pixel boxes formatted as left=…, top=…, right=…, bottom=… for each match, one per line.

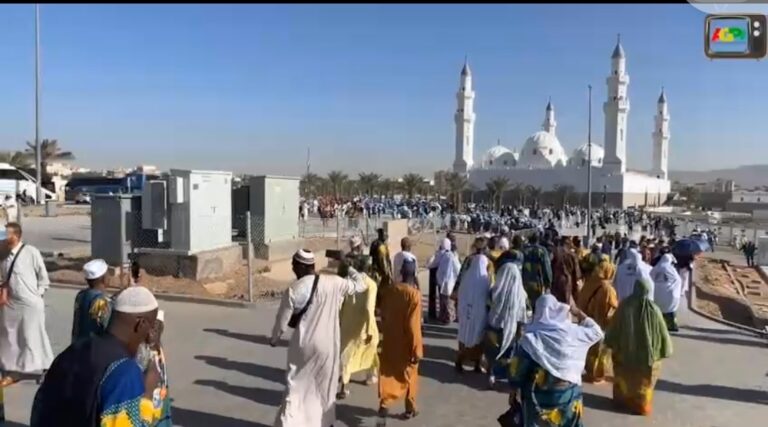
left=288, top=274, right=320, bottom=329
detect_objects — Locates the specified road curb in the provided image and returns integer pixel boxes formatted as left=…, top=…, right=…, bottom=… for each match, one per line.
left=49, top=283, right=253, bottom=309
left=688, top=282, right=767, bottom=339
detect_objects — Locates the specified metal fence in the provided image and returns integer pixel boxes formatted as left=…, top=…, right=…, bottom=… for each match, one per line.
left=675, top=219, right=768, bottom=248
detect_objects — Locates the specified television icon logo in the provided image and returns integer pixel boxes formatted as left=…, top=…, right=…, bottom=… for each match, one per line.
left=705, top=14, right=767, bottom=59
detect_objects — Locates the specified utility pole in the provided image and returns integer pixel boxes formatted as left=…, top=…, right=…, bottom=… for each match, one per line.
left=306, top=147, right=311, bottom=177
left=586, top=84, right=593, bottom=246
left=34, top=4, right=43, bottom=205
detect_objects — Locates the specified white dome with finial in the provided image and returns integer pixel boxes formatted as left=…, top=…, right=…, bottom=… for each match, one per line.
left=570, top=143, right=605, bottom=168
left=482, top=141, right=518, bottom=168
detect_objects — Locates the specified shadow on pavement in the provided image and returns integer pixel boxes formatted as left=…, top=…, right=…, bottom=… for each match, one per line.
left=582, top=391, right=625, bottom=414
left=656, top=379, right=768, bottom=405
left=203, top=328, right=288, bottom=347
left=195, top=355, right=285, bottom=385
left=672, top=332, right=767, bottom=349
left=421, top=323, right=458, bottom=335
left=172, top=406, right=269, bottom=427
left=419, top=359, right=488, bottom=391
left=194, top=379, right=283, bottom=407
left=336, top=403, right=380, bottom=427
left=423, top=343, right=457, bottom=363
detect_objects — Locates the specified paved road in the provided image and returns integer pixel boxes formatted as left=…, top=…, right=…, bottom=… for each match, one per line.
left=18, top=215, right=91, bottom=257
left=3, top=275, right=767, bottom=426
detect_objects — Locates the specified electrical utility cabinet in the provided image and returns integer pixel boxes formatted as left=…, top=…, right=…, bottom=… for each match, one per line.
left=140, top=169, right=233, bottom=254
left=168, top=169, right=232, bottom=254
left=248, top=175, right=300, bottom=244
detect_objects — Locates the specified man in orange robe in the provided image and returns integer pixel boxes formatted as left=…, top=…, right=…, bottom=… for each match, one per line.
left=376, top=261, right=423, bottom=426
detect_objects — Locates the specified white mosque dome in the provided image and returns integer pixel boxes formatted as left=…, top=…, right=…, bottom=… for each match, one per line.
left=518, top=131, right=568, bottom=169
left=482, top=144, right=518, bottom=168
left=570, top=143, right=605, bottom=168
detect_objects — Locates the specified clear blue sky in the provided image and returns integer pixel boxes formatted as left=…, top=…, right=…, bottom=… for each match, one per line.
left=0, top=4, right=765, bottom=177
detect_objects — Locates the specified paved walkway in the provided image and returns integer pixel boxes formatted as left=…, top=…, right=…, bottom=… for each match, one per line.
left=3, top=276, right=767, bottom=426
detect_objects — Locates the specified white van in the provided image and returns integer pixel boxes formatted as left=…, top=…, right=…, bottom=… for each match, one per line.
left=0, top=163, right=55, bottom=203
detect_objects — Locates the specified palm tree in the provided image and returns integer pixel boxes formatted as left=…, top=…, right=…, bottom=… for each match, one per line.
left=553, top=184, right=576, bottom=208
left=526, top=185, right=542, bottom=208
left=445, top=172, right=468, bottom=208
left=25, top=139, right=75, bottom=181
left=0, top=151, right=31, bottom=168
left=300, top=172, right=320, bottom=197
left=486, top=177, right=510, bottom=210
left=379, top=178, right=396, bottom=198
left=358, top=173, right=381, bottom=197
left=401, top=173, right=425, bottom=199
left=326, top=170, right=348, bottom=199
left=433, top=170, right=450, bottom=199
left=509, top=182, right=524, bottom=206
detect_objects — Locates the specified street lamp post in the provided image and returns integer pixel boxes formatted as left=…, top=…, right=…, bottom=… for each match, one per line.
left=34, top=4, right=43, bottom=205
left=586, top=85, right=593, bottom=246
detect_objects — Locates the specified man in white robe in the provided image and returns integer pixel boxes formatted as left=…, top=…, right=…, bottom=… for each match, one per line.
left=454, top=238, right=491, bottom=373
left=0, top=222, right=53, bottom=386
left=270, top=249, right=368, bottom=427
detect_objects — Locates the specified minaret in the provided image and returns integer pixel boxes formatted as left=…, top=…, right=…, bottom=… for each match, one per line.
left=602, top=34, right=630, bottom=174
left=652, top=87, right=670, bottom=180
left=453, top=57, right=476, bottom=174
left=542, top=97, right=557, bottom=134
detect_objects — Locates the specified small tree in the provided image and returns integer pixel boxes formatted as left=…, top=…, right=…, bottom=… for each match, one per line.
left=553, top=184, right=576, bottom=208
left=327, top=171, right=348, bottom=199
left=401, top=173, right=425, bottom=199
left=445, top=172, right=468, bottom=209
left=300, top=172, right=320, bottom=197
left=358, top=173, right=381, bottom=197
left=25, top=139, right=75, bottom=182
left=486, top=177, right=510, bottom=210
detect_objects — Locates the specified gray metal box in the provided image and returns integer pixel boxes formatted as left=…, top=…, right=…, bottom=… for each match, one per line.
left=168, top=169, right=233, bottom=254
left=248, top=175, right=300, bottom=244
left=91, top=194, right=142, bottom=265
left=142, top=181, right=167, bottom=230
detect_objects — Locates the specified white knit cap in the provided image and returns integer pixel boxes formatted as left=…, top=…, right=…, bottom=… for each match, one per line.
left=293, top=249, right=315, bottom=266
left=157, top=309, right=165, bottom=323
left=83, top=259, right=109, bottom=280
left=499, top=237, right=510, bottom=251
left=113, top=286, right=159, bottom=314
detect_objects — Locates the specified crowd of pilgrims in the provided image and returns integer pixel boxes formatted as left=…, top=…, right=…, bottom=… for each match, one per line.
left=260, top=214, right=693, bottom=427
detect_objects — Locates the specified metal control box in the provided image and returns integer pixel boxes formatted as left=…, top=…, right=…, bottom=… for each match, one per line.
left=248, top=175, right=300, bottom=244
left=168, top=169, right=232, bottom=253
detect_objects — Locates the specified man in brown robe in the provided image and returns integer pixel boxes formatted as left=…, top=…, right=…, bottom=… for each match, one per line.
left=377, top=261, right=423, bottom=425
left=551, top=237, right=582, bottom=304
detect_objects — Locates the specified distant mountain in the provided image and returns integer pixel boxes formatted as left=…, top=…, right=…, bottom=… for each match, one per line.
left=670, top=165, right=768, bottom=189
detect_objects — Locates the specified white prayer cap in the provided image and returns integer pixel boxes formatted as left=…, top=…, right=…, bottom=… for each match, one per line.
left=293, top=249, right=315, bottom=266
left=83, top=259, right=109, bottom=280
left=157, top=309, right=165, bottom=323
left=349, top=236, right=363, bottom=248
left=113, top=286, right=159, bottom=314
left=499, top=237, right=510, bottom=251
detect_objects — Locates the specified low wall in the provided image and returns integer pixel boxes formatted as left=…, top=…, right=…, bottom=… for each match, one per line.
left=137, top=244, right=243, bottom=281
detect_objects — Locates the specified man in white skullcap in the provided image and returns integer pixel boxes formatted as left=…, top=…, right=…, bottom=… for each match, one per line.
left=0, top=222, right=52, bottom=387
left=72, top=259, right=113, bottom=343
left=270, top=249, right=368, bottom=427
left=33, top=285, right=161, bottom=426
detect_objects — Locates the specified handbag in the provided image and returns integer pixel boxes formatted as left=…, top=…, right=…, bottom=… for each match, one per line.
left=0, top=244, right=26, bottom=306
left=497, top=399, right=523, bottom=427
left=288, top=274, right=319, bottom=329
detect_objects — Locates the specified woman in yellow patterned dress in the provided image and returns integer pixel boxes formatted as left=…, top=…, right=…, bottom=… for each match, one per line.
left=506, top=294, right=604, bottom=426
left=576, top=257, right=618, bottom=383
left=605, top=279, right=672, bottom=416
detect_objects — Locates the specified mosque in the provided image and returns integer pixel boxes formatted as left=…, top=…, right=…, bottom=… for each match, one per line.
left=452, top=37, right=671, bottom=208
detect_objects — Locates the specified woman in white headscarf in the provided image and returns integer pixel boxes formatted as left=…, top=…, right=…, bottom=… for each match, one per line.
left=484, top=256, right=527, bottom=388
left=505, top=294, right=603, bottom=426
left=614, top=249, right=653, bottom=302
left=436, top=238, right=461, bottom=325
left=454, top=238, right=492, bottom=373
left=651, top=253, right=682, bottom=332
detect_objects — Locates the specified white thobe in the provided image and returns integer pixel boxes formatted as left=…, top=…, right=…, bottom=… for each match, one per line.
left=457, top=254, right=491, bottom=347
left=0, top=242, right=54, bottom=373
left=652, top=255, right=683, bottom=314
left=436, top=251, right=461, bottom=296
left=392, top=250, right=417, bottom=284
left=271, top=270, right=367, bottom=427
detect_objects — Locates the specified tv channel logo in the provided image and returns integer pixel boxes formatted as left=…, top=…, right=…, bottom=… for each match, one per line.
left=705, top=14, right=767, bottom=59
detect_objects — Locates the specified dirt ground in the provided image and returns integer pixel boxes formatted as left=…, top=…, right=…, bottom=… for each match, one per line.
left=45, top=230, right=476, bottom=302
left=694, top=257, right=768, bottom=330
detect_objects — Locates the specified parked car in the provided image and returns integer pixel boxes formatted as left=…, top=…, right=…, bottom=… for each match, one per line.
left=74, top=192, right=92, bottom=204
